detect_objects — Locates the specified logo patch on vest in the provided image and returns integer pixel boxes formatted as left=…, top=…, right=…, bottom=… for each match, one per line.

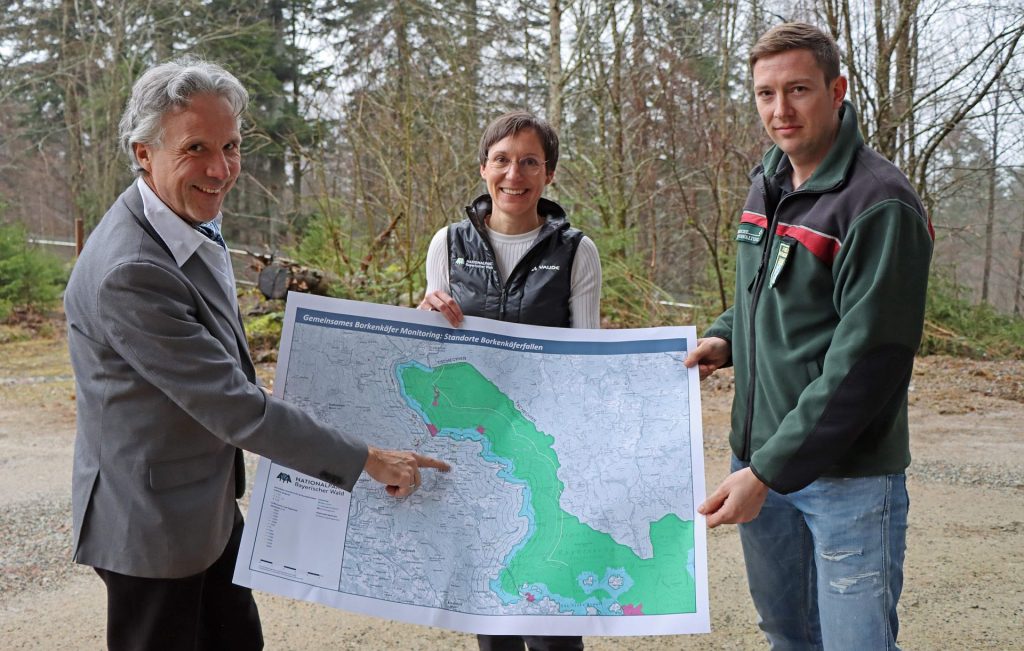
left=458, top=258, right=494, bottom=270
left=531, top=264, right=561, bottom=272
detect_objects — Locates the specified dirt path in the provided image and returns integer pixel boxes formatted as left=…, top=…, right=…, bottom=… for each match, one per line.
left=1, top=337, right=1020, bottom=649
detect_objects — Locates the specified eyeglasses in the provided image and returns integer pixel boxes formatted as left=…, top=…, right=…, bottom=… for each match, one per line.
left=486, top=155, right=547, bottom=176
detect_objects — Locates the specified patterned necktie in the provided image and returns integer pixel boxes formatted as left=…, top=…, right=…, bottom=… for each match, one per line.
left=195, top=221, right=226, bottom=249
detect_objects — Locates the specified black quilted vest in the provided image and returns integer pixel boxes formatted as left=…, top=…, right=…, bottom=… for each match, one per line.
left=448, top=194, right=583, bottom=327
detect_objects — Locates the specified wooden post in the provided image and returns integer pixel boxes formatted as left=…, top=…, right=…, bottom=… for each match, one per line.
left=75, top=218, right=84, bottom=257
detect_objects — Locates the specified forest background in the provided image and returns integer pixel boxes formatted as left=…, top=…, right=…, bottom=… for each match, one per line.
left=1, top=0, right=1023, bottom=357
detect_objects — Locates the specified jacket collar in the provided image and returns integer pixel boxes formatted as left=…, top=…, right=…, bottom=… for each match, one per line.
left=758, top=100, right=864, bottom=193
left=136, top=178, right=220, bottom=268
left=465, top=193, right=569, bottom=232
left=121, top=183, right=174, bottom=260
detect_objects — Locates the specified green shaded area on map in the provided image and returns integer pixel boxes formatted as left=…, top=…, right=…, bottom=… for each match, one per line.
left=399, top=361, right=695, bottom=615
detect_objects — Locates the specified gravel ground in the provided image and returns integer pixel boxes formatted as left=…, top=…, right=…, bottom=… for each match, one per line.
left=0, top=498, right=74, bottom=598
left=1, top=341, right=1021, bottom=649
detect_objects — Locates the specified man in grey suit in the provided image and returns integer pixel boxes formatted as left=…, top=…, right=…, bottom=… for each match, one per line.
left=64, top=58, right=450, bottom=651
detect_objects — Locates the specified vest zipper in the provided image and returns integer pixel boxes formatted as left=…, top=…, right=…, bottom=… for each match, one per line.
left=492, top=224, right=557, bottom=322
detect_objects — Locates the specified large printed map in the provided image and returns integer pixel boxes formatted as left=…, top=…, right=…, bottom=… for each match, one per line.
left=234, top=294, right=709, bottom=636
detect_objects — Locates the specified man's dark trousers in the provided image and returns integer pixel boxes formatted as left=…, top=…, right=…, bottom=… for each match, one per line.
left=94, top=508, right=263, bottom=651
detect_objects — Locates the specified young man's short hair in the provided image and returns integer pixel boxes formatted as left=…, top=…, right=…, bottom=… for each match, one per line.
left=749, top=22, right=841, bottom=83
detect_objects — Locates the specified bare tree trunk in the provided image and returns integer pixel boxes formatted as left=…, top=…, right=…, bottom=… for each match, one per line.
left=1016, top=216, right=1024, bottom=316
left=609, top=5, right=626, bottom=233
left=464, top=0, right=481, bottom=133
left=713, top=0, right=740, bottom=312
left=290, top=5, right=302, bottom=217
left=266, top=0, right=289, bottom=251
left=521, top=0, right=531, bottom=107
left=630, top=0, right=654, bottom=271
left=872, top=0, right=895, bottom=158
left=894, top=9, right=916, bottom=170
left=58, top=0, right=86, bottom=229
left=1009, top=170, right=1024, bottom=316
left=394, top=0, right=416, bottom=304
left=982, top=78, right=1000, bottom=303
left=547, top=0, right=562, bottom=131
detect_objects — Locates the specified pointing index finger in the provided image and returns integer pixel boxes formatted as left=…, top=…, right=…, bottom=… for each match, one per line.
left=413, top=453, right=451, bottom=473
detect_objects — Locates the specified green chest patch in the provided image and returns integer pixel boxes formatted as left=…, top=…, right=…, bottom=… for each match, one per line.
left=736, top=223, right=765, bottom=244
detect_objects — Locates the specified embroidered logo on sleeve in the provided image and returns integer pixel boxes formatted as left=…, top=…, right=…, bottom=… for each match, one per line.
left=736, top=223, right=764, bottom=244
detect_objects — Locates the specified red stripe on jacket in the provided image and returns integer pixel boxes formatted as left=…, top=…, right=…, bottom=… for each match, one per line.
left=741, top=211, right=767, bottom=228
left=740, top=211, right=841, bottom=265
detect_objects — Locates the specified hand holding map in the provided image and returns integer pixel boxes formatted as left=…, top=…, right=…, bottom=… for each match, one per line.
left=417, top=289, right=465, bottom=327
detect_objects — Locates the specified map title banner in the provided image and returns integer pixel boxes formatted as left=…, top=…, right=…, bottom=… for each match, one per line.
left=297, top=308, right=688, bottom=356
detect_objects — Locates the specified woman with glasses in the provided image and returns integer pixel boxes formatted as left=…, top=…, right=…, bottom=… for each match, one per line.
left=418, top=111, right=601, bottom=651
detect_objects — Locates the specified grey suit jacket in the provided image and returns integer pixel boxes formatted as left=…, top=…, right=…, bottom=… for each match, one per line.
left=65, top=184, right=368, bottom=579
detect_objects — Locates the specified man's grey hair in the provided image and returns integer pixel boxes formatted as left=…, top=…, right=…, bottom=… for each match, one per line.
left=118, top=57, right=249, bottom=175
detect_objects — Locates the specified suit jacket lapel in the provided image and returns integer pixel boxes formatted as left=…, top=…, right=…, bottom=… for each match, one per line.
left=122, top=184, right=256, bottom=381
left=182, top=256, right=256, bottom=376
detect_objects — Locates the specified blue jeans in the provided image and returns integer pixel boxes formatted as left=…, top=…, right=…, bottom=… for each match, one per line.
left=731, top=456, right=908, bottom=650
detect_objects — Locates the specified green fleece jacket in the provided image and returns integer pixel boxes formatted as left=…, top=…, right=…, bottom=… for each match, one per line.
left=706, top=102, right=933, bottom=494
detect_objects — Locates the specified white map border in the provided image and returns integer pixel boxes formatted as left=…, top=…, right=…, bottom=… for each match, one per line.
left=234, top=292, right=710, bottom=636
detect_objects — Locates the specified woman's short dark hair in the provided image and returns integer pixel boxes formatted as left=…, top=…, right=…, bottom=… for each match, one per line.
left=478, top=111, right=559, bottom=173
left=749, top=22, right=841, bottom=83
